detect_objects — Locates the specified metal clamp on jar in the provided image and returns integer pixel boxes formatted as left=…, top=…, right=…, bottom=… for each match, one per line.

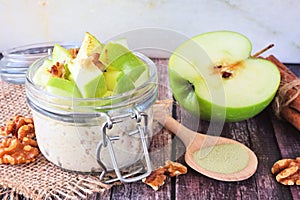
left=97, top=109, right=152, bottom=183
left=25, top=52, right=158, bottom=183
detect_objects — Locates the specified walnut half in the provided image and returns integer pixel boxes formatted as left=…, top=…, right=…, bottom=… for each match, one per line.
left=271, top=157, right=300, bottom=185
left=142, top=167, right=167, bottom=191
left=142, top=160, right=187, bottom=191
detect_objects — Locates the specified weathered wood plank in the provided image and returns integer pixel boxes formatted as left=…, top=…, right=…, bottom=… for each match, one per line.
left=246, top=110, right=292, bottom=200
left=268, top=63, right=300, bottom=200
left=270, top=113, right=300, bottom=200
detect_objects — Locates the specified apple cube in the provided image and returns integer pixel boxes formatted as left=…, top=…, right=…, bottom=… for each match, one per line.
left=104, top=70, right=135, bottom=95
left=76, top=32, right=103, bottom=59
left=46, top=76, right=82, bottom=98
left=33, top=58, right=53, bottom=87
left=68, top=58, right=107, bottom=98
left=100, top=42, right=147, bottom=82
left=52, top=44, right=72, bottom=64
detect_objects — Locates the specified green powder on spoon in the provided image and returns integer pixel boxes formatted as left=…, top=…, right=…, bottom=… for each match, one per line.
left=192, top=143, right=249, bottom=174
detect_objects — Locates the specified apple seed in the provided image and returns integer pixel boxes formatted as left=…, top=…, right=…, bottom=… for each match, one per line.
left=222, top=71, right=232, bottom=79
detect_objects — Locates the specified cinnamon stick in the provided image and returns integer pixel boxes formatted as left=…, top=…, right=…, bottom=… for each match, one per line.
left=266, top=55, right=300, bottom=131
left=266, top=55, right=300, bottom=112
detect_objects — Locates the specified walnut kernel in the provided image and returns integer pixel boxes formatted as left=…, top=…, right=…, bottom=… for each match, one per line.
left=142, top=160, right=187, bottom=191
left=164, top=160, right=188, bottom=177
left=271, top=157, right=300, bottom=185
left=0, top=115, right=39, bottom=165
left=142, top=167, right=166, bottom=191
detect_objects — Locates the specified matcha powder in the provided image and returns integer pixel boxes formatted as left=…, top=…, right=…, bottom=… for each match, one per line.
left=193, top=143, right=249, bottom=174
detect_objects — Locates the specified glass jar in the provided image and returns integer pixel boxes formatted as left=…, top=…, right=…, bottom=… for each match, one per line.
left=25, top=52, right=158, bottom=183
left=0, top=42, right=78, bottom=84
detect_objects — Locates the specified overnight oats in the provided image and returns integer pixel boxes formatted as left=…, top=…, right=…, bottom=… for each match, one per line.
left=25, top=32, right=158, bottom=182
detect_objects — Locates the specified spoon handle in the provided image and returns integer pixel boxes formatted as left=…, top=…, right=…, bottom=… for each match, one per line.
left=158, top=115, right=197, bottom=147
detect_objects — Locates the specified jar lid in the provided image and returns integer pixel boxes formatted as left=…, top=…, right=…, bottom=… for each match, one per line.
left=0, top=42, right=79, bottom=84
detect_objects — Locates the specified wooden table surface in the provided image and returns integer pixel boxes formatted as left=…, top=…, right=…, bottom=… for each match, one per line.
left=91, top=59, right=300, bottom=200
left=1, top=58, right=300, bottom=200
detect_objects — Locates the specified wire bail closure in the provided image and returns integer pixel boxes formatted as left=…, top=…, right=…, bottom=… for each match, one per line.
left=96, top=108, right=152, bottom=183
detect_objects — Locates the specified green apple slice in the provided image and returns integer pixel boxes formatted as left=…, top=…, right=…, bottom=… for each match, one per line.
left=113, top=75, right=135, bottom=94
left=169, top=30, right=281, bottom=122
left=104, top=70, right=135, bottom=94
left=100, top=42, right=147, bottom=82
left=33, top=44, right=72, bottom=86
left=33, top=58, right=53, bottom=86
left=46, top=76, right=82, bottom=98
left=104, top=70, right=122, bottom=91
left=76, top=32, right=103, bottom=59
left=68, top=58, right=107, bottom=98
left=114, top=38, right=129, bottom=48
left=52, top=44, right=72, bottom=64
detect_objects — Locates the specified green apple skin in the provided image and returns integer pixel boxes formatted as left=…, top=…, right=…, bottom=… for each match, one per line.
left=104, top=70, right=123, bottom=91
left=114, top=38, right=129, bottom=48
left=68, top=54, right=108, bottom=98
left=113, top=74, right=135, bottom=94
left=83, top=73, right=107, bottom=98
left=33, top=58, right=53, bottom=86
left=169, top=31, right=281, bottom=122
left=52, top=44, right=72, bottom=64
left=34, top=44, right=72, bottom=87
left=104, top=70, right=135, bottom=95
left=68, top=61, right=107, bottom=98
left=46, top=76, right=82, bottom=98
left=100, top=42, right=147, bottom=82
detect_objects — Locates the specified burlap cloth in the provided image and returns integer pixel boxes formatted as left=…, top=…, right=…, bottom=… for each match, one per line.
left=0, top=79, right=172, bottom=200
left=0, top=81, right=116, bottom=199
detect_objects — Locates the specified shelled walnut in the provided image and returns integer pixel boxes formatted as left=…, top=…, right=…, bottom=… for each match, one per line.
left=142, top=160, right=187, bottom=191
left=142, top=167, right=167, bottom=191
left=164, top=160, right=188, bottom=177
left=271, top=157, right=300, bottom=185
left=0, top=115, right=39, bottom=165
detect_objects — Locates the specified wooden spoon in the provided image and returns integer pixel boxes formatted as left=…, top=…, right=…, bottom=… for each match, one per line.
left=157, top=115, right=258, bottom=182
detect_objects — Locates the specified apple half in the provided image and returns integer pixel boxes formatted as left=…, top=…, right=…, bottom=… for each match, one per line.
left=168, top=31, right=281, bottom=122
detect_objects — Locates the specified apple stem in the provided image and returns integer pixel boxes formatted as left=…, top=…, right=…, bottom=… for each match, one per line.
left=251, top=44, right=274, bottom=58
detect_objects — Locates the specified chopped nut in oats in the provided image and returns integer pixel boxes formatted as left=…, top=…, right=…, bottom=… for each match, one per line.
left=49, top=62, right=66, bottom=78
